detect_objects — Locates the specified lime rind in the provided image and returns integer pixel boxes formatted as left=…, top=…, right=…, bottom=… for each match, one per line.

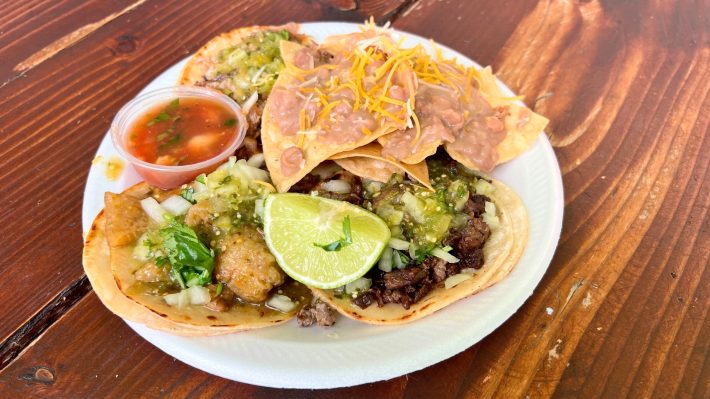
left=263, top=194, right=391, bottom=289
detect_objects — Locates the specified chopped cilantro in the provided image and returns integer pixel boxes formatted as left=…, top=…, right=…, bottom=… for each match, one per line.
left=223, top=118, right=236, bottom=127
left=215, top=282, right=223, bottom=297
left=160, top=219, right=214, bottom=288
left=196, top=174, right=206, bottom=184
left=314, top=216, right=352, bottom=252
left=180, top=186, right=196, bottom=204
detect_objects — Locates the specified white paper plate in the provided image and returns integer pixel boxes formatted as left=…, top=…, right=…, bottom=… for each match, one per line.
left=82, top=22, right=563, bottom=389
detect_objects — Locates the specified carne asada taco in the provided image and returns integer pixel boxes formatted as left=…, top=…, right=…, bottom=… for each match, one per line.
left=330, top=143, right=432, bottom=189
left=83, top=157, right=311, bottom=332
left=312, top=156, right=528, bottom=324
left=179, top=24, right=314, bottom=135
left=261, top=27, right=417, bottom=192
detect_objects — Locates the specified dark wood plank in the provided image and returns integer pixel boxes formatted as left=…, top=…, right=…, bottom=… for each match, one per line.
left=393, top=0, right=710, bottom=397
left=0, top=0, right=408, bottom=352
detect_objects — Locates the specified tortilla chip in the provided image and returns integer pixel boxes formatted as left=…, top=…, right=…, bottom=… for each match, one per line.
left=262, top=37, right=413, bottom=192
left=446, top=67, right=548, bottom=169
left=330, top=143, right=432, bottom=189
left=313, top=179, right=528, bottom=324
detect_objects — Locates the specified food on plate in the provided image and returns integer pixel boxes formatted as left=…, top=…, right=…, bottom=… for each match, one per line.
left=261, top=28, right=417, bottom=192
left=330, top=143, right=432, bottom=189
left=377, top=45, right=548, bottom=171
left=313, top=156, right=528, bottom=324
left=87, top=20, right=547, bottom=333
left=126, top=97, right=239, bottom=167
left=262, top=193, right=391, bottom=289
left=88, top=157, right=313, bottom=332
left=179, top=24, right=314, bottom=134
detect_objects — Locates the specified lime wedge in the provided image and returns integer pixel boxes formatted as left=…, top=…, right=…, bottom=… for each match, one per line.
left=263, top=193, right=391, bottom=289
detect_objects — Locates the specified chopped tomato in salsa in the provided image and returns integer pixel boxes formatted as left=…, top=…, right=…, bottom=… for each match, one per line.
left=126, top=97, right=237, bottom=166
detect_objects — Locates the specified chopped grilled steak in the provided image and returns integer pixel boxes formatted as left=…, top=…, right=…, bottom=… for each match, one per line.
left=296, top=298, right=337, bottom=327
left=352, top=194, right=492, bottom=310
left=291, top=174, right=321, bottom=193
left=291, top=170, right=364, bottom=205
left=465, top=194, right=490, bottom=217
left=204, top=284, right=236, bottom=312
left=235, top=136, right=261, bottom=160
left=383, top=267, right=426, bottom=290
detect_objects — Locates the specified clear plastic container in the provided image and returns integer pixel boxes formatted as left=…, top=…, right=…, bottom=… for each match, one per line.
left=111, top=86, right=246, bottom=189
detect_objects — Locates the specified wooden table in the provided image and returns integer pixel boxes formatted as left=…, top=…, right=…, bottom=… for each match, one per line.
left=1, top=0, right=708, bottom=397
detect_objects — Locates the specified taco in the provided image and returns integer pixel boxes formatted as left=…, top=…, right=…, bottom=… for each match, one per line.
left=312, top=156, right=528, bottom=324
left=330, top=143, right=432, bottom=189
left=179, top=24, right=314, bottom=135
left=261, top=27, right=418, bottom=192
left=378, top=49, right=548, bottom=172
left=83, top=158, right=311, bottom=333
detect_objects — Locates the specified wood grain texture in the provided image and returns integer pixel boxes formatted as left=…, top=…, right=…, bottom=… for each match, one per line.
left=1, top=0, right=708, bottom=397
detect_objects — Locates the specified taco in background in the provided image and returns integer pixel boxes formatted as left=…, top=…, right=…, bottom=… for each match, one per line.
left=330, top=143, right=432, bottom=189
left=313, top=156, right=528, bottom=324
left=261, top=27, right=418, bottom=192
left=179, top=24, right=314, bottom=135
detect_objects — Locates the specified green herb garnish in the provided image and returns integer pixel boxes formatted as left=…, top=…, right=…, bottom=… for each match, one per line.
left=215, top=282, right=223, bottom=297
left=196, top=174, right=206, bottom=184
left=221, top=175, right=233, bottom=185
left=223, top=118, right=236, bottom=127
left=314, top=216, right=352, bottom=252
left=168, top=98, right=179, bottom=110
left=147, top=111, right=172, bottom=126
left=160, top=219, right=214, bottom=288
left=180, top=186, right=196, bottom=204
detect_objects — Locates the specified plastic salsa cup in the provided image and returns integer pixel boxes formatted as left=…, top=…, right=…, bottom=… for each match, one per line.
left=111, top=86, right=246, bottom=189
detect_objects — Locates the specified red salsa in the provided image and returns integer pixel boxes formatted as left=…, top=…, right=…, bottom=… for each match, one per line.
left=126, top=97, right=237, bottom=166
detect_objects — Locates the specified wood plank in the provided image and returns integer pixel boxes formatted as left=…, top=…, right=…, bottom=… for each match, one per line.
left=392, top=0, right=710, bottom=397
left=0, top=0, right=407, bottom=352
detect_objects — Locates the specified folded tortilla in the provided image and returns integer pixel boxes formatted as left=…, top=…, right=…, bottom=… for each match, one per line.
left=330, top=143, right=432, bottom=189
left=83, top=183, right=297, bottom=334
left=312, top=178, right=528, bottom=325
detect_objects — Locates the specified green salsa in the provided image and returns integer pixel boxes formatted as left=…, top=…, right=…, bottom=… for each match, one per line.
left=206, top=30, right=293, bottom=103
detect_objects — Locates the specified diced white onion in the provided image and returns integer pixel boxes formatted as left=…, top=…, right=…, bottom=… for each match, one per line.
left=235, top=160, right=270, bottom=182
left=393, top=250, right=407, bottom=269
left=322, top=179, right=351, bottom=194
left=254, top=198, right=266, bottom=219
left=163, top=286, right=210, bottom=308
left=378, top=247, right=393, bottom=272
left=431, top=247, right=460, bottom=263
left=246, top=153, right=265, bottom=168
left=345, top=277, right=372, bottom=294
left=483, top=201, right=500, bottom=230
left=444, top=273, right=472, bottom=289
left=193, top=181, right=207, bottom=194
left=160, top=195, right=192, bottom=216
left=132, top=233, right=152, bottom=261
left=460, top=268, right=478, bottom=275
left=266, top=294, right=297, bottom=313
left=140, top=197, right=168, bottom=224
left=311, top=162, right=342, bottom=178
left=241, top=91, right=259, bottom=114
left=388, top=238, right=410, bottom=251
left=401, top=191, right=425, bottom=223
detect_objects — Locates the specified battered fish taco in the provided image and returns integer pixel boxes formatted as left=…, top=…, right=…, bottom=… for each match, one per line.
left=312, top=156, right=528, bottom=324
